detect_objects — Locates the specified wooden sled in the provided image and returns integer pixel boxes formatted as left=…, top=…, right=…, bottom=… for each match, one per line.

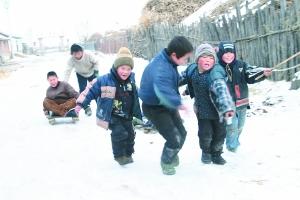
left=48, top=116, right=79, bottom=125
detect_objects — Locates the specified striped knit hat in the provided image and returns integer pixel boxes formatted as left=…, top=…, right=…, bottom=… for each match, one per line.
left=217, top=41, right=236, bottom=65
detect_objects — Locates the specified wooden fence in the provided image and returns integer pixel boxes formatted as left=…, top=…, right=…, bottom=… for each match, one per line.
left=97, top=0, right=300, bottom=81
left=127, top=0, right=300, bottom=80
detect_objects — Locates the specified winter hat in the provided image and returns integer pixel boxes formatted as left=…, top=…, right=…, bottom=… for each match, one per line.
left=114, top=47, right=134, bottom=69
left=195, top=43, right=217, bottom=63
left=217, top=41, right=236, bottom=65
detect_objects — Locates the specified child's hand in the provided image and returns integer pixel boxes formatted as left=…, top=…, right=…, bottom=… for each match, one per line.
left=178, top=104, right=190, bottom=116
left=263, top=68, right=272, bottom=77
left=75, top=105, right=82, bottom=114
left=178, top=104, right=188, bottom=111
left=224, top=111, right=234, bottom=125
left=224, top=110, right=234, bottom=118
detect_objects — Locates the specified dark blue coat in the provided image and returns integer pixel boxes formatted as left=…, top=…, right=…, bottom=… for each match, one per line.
left=139, top=49, right=182, bottom=109
left=79, top=69, right=142, bottom=129
left=216, top=60, right=266, bottom=109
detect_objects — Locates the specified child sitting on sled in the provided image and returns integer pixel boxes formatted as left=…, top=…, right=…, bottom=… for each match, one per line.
left=43, top=71, right=79, bottom=118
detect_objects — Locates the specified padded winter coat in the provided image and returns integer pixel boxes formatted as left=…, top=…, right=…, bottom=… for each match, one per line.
left=77, top=68, right=142, bottom=129
left=139, top=49, right=182, bottom=109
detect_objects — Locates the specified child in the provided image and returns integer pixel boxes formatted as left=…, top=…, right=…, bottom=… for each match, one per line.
left=43, top=71, right=79, bottom=118
left=216, top=41, right=272, bottom=152
left=75, top=47, right=142, bottom=165
left=181, top=43, right=235, bottom=165
left=139, top=36, right=193, bottom=175
left=64, top=44, right=100, bottom=116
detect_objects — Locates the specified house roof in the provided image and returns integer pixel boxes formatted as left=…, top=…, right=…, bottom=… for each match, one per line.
left=0, top=33, right=9, bottom=40
left=0, top=32, right=22, bottom=40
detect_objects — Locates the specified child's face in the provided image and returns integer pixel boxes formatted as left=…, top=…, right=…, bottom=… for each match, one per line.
left=117, top=65, right=132, bottom=80
left=197, top=55, right=215, bottom=72
left=47, top=76, right=58, bottom=87
left=72, top=51, right=83, bottom=60
left=171, top=52, right=193, bottom=66
left=222, top=52, right=235, bottom=64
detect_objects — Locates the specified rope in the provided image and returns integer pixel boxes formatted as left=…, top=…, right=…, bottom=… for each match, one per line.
left=272, top=51, right=300, bottom=70
left=272, top=64, right=300, bottom=72
left=251, top=51, right=300, bottom=80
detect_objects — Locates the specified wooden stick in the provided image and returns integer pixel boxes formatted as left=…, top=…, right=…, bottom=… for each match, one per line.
left=272, top=51, right=300, bottom=69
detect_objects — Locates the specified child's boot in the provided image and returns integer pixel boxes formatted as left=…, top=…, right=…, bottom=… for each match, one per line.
left=161, top=161, right=176, bottom=175
left=212, top=154, right=226, bottom=165
left=201, top=152, right=212, bottom=164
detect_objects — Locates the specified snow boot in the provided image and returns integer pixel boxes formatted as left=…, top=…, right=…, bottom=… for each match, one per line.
left=65, top=108, right=78, bottom=118
left=160, top=161, right=176, bottom=175
left=124, top=156, right=134, bottom=164
left=115, top=156, right=133, bottom=165
left=115, top=156, right=127, bottom=165
left=172, top=155, right=179, bottom=167
left=227, top=147, right=237, bottom=153
left=212, top=155, right=226, bottom=165
left=85, top=106, right=92, bottom=116
left=201, top=152, right=212, bottom=164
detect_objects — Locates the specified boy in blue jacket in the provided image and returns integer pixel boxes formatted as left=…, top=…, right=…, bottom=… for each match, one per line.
left=139, top=36, right=193, bottom=175
left=75, top=47, right=142, bottom=165
left=217, top=41, right=272, bottom=152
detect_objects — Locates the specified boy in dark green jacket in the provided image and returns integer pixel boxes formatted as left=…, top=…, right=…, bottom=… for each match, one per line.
left=181, top=43, right=234, bottom=165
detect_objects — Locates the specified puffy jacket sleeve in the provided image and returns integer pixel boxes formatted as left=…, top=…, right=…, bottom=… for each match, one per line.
left=244, top=62, right=266, bottom=84
left=210, top=63, right=227, bottom=81
left=153, top=62, right=181, bottom=109
left=179, top=63, right=197, bottom=98
left=210, top=78, right=235, bottom=121
left=210, top=65, right=235, bottom=120
left=77, top=77, right=101, bottom=108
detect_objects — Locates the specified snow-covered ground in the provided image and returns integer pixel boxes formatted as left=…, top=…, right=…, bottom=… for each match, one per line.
left=0, top=52, right=300, bottom=200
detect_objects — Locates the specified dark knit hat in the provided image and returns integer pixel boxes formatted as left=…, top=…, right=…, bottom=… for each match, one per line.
left=195, top=43, right=217, bottom=62
left=217, top=41, right=236, bottom=65
left=114, top=47, right=134, bottom=69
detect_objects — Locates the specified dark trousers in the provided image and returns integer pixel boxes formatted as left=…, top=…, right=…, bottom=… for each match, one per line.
left=196, top=116, right=226, bottom=155
left=76, top=72, right=96, bottom=108
left=76, top=72, right=96, bottom=93
left=109, top=116, right=136, bottom=158
left=142, top=103, right=187, bottom=164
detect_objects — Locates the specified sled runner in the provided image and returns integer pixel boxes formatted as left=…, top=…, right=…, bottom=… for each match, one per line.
left=46, top=108, right=79, bottom=125
left=48, top=116, right=79, bottom=125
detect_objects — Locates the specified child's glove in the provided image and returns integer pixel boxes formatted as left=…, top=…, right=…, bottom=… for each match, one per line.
left=74, top=105, right=82, bottom=114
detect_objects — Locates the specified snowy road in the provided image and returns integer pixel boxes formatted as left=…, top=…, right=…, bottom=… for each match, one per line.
left=0, top=52, right=300, bottom=200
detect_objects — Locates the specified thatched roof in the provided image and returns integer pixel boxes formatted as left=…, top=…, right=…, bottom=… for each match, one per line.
left=139, top=0, right=210, bottom=26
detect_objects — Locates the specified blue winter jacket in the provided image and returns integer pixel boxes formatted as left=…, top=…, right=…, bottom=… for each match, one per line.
left=78, top=69, right=142, bottom=129
left=139, top=49, right=182, bottom=109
